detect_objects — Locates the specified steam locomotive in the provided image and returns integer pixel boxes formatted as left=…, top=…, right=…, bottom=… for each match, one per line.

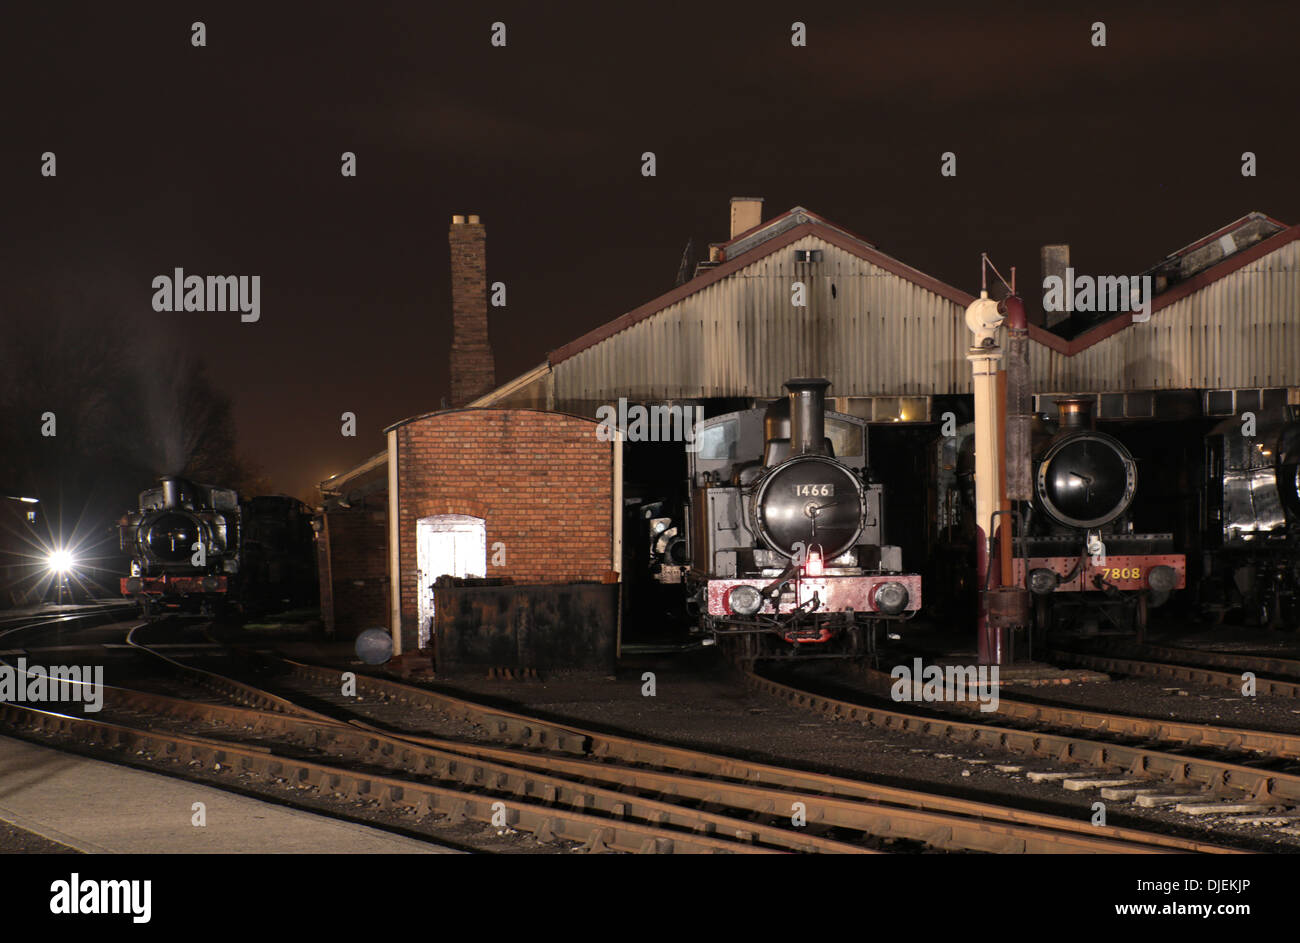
left=1011, top=399, right=1185, bottom=636
left=656, top=378, right=921, bottom=658
left=1200, top=412, right=1300, bottom=627
left=119, top=476, right=317, bottom=617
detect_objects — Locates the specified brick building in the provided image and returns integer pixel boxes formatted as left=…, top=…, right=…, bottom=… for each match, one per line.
left=318, top=406, right=619, bottom=656
left=386, top=408, right=617, bottom=652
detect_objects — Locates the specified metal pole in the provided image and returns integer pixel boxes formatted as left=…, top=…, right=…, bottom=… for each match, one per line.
left=965, top=291, right=1006, bottom=665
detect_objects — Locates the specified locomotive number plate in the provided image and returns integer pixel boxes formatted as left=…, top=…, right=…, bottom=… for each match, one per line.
left=793, top=484, right=834, bottom=497
left=1100, top=567, right=1143, bottom=580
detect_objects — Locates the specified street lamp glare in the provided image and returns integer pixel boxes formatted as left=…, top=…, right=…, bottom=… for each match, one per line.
left=48, top=549, right=75, bottom=573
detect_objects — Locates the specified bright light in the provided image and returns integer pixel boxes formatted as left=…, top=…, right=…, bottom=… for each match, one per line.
left=805, top=549, right=823, bottom=577
left=47, top=549, right=75, bottom=573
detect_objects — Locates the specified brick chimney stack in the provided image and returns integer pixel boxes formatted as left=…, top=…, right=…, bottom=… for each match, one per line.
left=448, top=214, right=496, bottom=407
left=1040, top=244, right=1071, bottom=330
left=729, top=197, right=764, bottom=239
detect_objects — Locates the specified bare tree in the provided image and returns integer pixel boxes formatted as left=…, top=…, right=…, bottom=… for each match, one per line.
left=0, top=289, right=266, bottom=553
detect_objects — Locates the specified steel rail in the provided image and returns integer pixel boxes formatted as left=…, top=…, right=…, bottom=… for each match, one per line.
left=1129, top=643, right=1300, bottom=684
left=0, top=701, right=782, bottom=855
left=246, top=656, right=1241, bottom=853
left=858, top=665, right=1300, bottom=760
left=86, top=679, right=1206, bottom=854
left=86, top=681, right=889, bottom=854
left=740, top=668, right=1300, bottom=807
left=124, top=623, right=344, bottom=722
left=108, top=637, right=1250, bottom=852
left=0, top=604, right=136, bottom=642
left=1050, top=649, right=1300, bottom=698
left=101, top=639, right=1233, bottom=853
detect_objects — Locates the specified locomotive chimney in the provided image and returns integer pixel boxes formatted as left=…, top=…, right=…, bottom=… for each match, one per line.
left=449, top=214, right=496, bottom=407
left=786, top=378, right=831, bottom=455
left=1055, top=397, right=1094, bottom=431
left=161, top=476, right=184, bottom=509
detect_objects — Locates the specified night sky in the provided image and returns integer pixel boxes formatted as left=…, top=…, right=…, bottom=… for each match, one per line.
left=4, top=2, right=1297, bottom=502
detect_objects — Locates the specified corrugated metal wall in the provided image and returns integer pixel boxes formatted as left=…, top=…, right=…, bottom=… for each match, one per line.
left=549, top=233, right=1299, bottom=409
left=1029, top=239, right=1300, bottom=391
left=553, top=235, right=973, bottom=403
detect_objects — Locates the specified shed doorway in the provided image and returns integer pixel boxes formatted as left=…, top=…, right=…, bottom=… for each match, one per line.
left=416, top=514, right=486, bottom=648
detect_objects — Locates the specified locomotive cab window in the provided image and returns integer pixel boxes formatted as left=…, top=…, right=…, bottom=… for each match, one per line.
left=826, top=419, right=863, bottom=460
left=697, top=419, right=738, bottom=460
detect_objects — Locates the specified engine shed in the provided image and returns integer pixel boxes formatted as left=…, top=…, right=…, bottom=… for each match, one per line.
left=319, top=200, right=1300, bottom=667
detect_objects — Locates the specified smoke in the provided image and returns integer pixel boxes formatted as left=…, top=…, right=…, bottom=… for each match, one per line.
left=0, top=284, right=258, bottom=503
left=132, top=334, right=197, bottom=478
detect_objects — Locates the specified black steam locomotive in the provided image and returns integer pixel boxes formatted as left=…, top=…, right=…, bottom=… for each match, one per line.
left=1200, top=411, right=1300, bottom=627
left=657, top=378, right=921, bottom=658
left=1011, top=399, right=1184, bottom=635
left=119, top=476, right=317, bottom=617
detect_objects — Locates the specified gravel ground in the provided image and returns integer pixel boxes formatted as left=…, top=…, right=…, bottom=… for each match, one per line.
left=0, top=819, right=80, bottom=854
left=18, top=617, right=1300, bottom=853
left=1149, top=624, right=1300, bottom=653
left=252, top=642, right=1300, bottom=852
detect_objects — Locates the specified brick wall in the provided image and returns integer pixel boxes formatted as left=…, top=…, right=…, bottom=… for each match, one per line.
left=449, top=217, right=496, bottom=406
left=319, top=500, right=388, bottom=638
left=395, top=409, right=613, bottom=650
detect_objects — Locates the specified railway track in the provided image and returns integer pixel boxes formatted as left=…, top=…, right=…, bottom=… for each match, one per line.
left=1050, top=647, right=1300, bottom=698
left=0, top=603, right=136, bottom=646
left=175, top=643, right=1265, bottom=851
left=1134, top=643, right=1300, bottom=682
left=891, top=669, right=1300, bottom=761
left=742, top=663, right=1300, bottom=837
left=0, top=626, right=1241, bottom=854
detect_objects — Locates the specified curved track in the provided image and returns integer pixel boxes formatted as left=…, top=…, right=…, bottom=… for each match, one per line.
left=743, top=663, right=1300, bottom=820
left=0, top=623, right=1242, bottom=854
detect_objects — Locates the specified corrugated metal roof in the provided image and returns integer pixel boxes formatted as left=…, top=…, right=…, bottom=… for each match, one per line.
left=1029, top=238, right=1300, bottom=390
left=471, top=208, right=1299, bottom=413
left=553, top=233, right=974, bottom=402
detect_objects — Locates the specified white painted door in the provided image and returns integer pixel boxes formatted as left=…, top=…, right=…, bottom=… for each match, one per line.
left=416, top=514, right=486, bottom=648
